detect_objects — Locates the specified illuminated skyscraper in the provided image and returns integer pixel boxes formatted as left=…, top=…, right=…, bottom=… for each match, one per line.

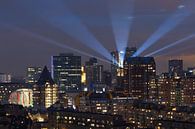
left=33, top=66, right=58, bottom=109
left=169, top=59, right=183, bottom=77
left=124, top=57, right=156, bottom=100
left=51, top=53, right=81, bottom=92
left=26, top=67, right=42, bottom=84
left=111, top=47, right=137, bottom=87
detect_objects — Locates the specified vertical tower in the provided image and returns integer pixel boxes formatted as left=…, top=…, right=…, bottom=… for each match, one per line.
left=111, top=47, right=137, bottom=88
left=85, top=57, right=104, bottom=87
left=33, top=66, right=58, bottom=109
left=51, top=53, right=81, bottom=92
left=125, top=57, right=156, bottom=100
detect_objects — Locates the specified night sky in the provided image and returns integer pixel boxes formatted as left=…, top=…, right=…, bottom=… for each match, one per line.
left=0, top=0, right=195, bottom=76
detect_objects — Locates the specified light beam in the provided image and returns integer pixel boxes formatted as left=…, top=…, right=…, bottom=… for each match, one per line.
left=109, top=0, right=135, bottom=66
left=31, top=0, right=112, bottom=61
left=133, top=4, right=190, bottom=57
left=145, top=34, right=195, bottom=57
left=2, top=23, right=111, bottom=64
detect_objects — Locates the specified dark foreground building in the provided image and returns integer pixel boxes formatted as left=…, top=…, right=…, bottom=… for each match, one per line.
left=47, top=106, right=132, bottom=129
left=0, top=104, right=32, bottom=129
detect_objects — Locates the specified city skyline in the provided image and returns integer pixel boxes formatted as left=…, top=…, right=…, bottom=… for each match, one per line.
left=0, top=0, right=195, bottom=76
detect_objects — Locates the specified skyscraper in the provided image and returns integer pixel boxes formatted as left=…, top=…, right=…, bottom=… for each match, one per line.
left=85, top=57, right=104, bottom=87
left=33, top=66, right=58, bottom=109
left=26, top=67, right=42, bottom=84
left=103, top=71, right=112, bottom=87
left=111, top=47, right=137, bottom=87
left=51, top=53, right=81, bottom=92
left=124, top=57, right=156, bottom=100
left=169, top=59, right=183, bottom=77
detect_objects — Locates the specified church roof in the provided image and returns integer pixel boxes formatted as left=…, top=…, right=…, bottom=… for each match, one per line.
left=37, top=66, right=55, bottom=85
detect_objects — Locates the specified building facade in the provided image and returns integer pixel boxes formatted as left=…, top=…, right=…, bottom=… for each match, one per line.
left=85, top=57, right=103, bottom=87
left=51, top=53, right=81, bottom=92
left=111, top=47, right=137, bottom=88
left=26, top=67, right=42, bottom=84
left=33, top=66, right=58, bottom=109
left=124, top=57, right=156, bottom=100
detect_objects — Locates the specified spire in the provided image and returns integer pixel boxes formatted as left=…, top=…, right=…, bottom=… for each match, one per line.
left=37, top=66, right=55, bottom=85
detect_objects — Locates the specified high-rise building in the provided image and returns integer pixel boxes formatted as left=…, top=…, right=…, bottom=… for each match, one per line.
left=51, top=53, right=81, bottom=92
left=111, top=47, right=137, bottom=87
left=157, top=73, right=195, bottom=106
left=26, top=67, right=42, bottom=84
left=103, top=71, right=112, bottom=87
left=85, top=57, right=103, bottom=86
left=169, top=59, right=183, bottom=77
left=33, top=66, right=58, bottom=109
left=124, top=57, right=156, bottom=100
left=157, top=73, right=171, bottom=105
left=0, top=73, right=11, bottom=83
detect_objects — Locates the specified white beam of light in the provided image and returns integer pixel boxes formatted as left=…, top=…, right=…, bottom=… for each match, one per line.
left=109, top=0, right=135, bottom=54
left=133, top=6, right=190, bottom=57
left=33, top=0, right=112, bottom=61
left=2, top=23, right=111, bottom=64
left=145, top=34, right=195, bottom=57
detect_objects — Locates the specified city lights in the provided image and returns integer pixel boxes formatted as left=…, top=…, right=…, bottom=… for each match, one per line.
left=0, top=0, right=195, bottom=129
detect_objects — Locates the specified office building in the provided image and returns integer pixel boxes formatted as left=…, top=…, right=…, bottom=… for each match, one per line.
left=111, top=47, right=137, bottom=87
left=85, top=57, right=103, bottom=87
left=157, top=73, right=195, bottom=106
left=33, top=66, right=58, bottom=109
left=103, top=71, right=112, bottom=87
left=124, top=57, right=156, bottom=100
left=26, top=67, right=42, bottom=84
left=52, top=53, right=81, bottom=92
